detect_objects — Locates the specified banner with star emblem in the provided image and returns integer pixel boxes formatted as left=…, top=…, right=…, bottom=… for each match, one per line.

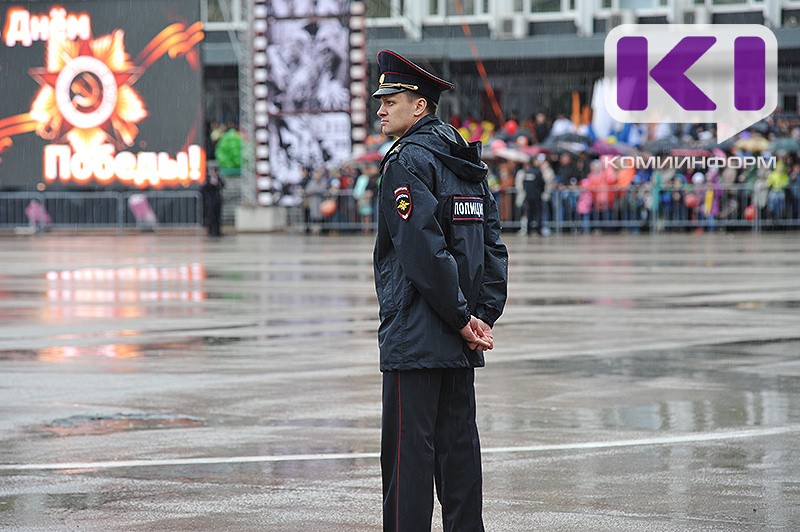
left=0, top=1, right=205, bottom=190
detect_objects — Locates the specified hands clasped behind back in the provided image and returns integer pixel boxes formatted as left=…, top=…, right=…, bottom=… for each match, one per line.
left=460, top=315, right=494, bottom=351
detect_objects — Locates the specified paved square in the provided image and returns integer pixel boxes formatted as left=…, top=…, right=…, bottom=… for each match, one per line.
left=1, top=232, right=799, bottom=530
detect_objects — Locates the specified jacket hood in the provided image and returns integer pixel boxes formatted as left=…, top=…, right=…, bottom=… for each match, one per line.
left=401, top=116, right=489, bottom=183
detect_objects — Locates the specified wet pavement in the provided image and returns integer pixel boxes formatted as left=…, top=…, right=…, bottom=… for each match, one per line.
left=1, top=231, right=799, bottom=531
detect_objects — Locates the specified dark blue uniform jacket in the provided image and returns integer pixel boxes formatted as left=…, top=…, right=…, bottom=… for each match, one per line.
left=373, top=115, right=508, bottom=372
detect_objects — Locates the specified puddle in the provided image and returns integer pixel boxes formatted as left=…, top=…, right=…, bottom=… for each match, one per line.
left=485, top=339, right=800, bottom=434
left=30, top=413, right=206, bottom=437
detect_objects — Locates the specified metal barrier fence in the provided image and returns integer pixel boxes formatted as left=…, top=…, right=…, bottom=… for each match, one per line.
left=7, top=185, right=794, bottom=233
left=0, top=191, right=203, bottom=231
left=293, top=184, right=800, bottom=233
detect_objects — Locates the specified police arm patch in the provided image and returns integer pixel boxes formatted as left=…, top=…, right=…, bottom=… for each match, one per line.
left=394, top=185, right=412, bottom=220
left=452, top=196, right=484, bottom=223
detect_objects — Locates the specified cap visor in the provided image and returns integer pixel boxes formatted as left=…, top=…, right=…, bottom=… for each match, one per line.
left=372, top=87, right=406, bottom=99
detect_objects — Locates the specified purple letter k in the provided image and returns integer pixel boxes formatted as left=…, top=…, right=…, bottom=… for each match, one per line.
left=650, top=36, right=717, bottom=111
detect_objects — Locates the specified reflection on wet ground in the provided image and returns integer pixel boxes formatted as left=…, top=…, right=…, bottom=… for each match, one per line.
left=0, top=340, right=204, bottom=362
left=1, top=233, right=800, bottom=530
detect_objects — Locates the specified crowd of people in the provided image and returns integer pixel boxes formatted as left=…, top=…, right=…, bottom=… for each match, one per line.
left=296, top=110, right=800, bottom=233
left=504, top=150, right=800, bottom=235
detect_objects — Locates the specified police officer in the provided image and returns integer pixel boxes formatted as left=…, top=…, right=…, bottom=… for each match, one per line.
left=372, top=50, right=508, bottom=532
left=522, top=155, right=546, bottom=235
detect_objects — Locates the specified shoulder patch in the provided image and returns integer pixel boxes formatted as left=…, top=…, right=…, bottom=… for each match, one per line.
left=452, top=196, right=484, bottom=223
left=394, top=186, right=412, bottom=220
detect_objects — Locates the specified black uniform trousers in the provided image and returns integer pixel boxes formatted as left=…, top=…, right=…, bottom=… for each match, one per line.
left=381, top=367, right=484, bottom=532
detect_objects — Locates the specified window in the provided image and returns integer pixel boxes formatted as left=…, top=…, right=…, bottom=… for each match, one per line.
left=620, top=0, right=656, bottom=9
left=367, top=0, right=392, bottom=17
left=514, top=0, right=524, bottom=11
left=446, top=0, right=476, bottom=16
left=431, top=0, right=440, bottom=15
left=206, top=0, right=239, bottom=23
left=531, top=0, right=561, bottom=12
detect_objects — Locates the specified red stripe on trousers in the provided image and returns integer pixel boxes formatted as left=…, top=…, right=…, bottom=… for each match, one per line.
left=396, top=372, right=402, bottom=532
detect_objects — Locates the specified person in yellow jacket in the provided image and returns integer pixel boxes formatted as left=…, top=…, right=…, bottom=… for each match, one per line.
left=766, top=161, right=789, bottom=220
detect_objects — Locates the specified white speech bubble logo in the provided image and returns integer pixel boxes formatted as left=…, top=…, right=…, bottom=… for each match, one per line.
left=604, top=25, right=777, bottom=143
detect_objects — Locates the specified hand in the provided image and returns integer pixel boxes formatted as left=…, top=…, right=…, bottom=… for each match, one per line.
left=459, top=315, right=493, bottom=351
left=467, top=317, right=493, bottom=351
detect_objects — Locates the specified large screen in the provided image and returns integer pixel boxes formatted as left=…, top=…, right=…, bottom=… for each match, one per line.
left=0, top=0, right=204, bottom=190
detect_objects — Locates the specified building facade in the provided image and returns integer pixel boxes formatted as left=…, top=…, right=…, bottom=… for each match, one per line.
left=202, top=0, right=800, bottom=127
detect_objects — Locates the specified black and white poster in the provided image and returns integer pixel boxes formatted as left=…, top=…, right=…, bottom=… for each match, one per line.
left=268, top=112, right=351, bottom=184
left=267, top=18, right=349, bottom=113
left=253, top=0, right=366, bottom=203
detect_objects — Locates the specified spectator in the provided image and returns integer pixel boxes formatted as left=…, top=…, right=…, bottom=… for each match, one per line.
left=514, top=159, right=528, bottom=226
left=540, top=156, right=557, bottom=230
left=753, top=174, right=770, bottom=220
left=556, top=152, right=580, bottom=185
left=577, top=174, right=593, bottom=233
left=701, top=169, right=722, bottom=232
left=788, top=162, right=800, bottom=219
left=766, top=160, right=789, bottom=221
left=521, top=156, right=545, bottom=235
left=534, top=112, right=550, bottom=144
left=201, top=164, right=225, bottom=237
left=353, top=163, right=379, bottom=232
left=499, top=163, right=515, bottom=221
left=587, top=159, right=617, bottom=229
left=305, top=168, right=329, bottom=234
left=561, top=173, right=582, bottom=231
left=24, top=200, right=51, bottom=232
left=128, top=194, right=158, bottom=232
left=615, top=164, right=636, bottom=226
left=633, top=178, right=653, bottom=232
left=214, top=127, right=242, bottom=172
left=662, top=172, right=684, bottom=226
